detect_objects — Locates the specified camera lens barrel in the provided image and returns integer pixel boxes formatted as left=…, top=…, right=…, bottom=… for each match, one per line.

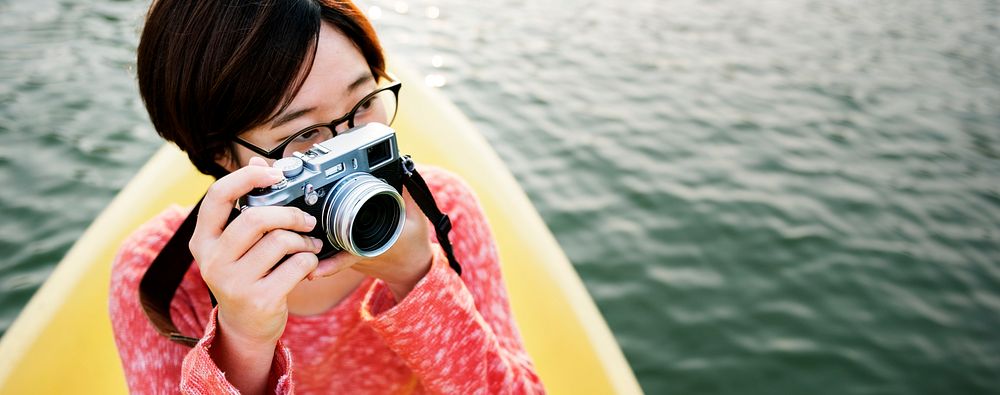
left=323, top=173, right=405, bottom=257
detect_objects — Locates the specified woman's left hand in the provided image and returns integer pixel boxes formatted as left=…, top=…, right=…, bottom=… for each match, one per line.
left=312, top=186, right=434, bottom=301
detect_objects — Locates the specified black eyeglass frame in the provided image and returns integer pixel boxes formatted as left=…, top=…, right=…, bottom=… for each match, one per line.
left=234, top=80, right=402, bottom=160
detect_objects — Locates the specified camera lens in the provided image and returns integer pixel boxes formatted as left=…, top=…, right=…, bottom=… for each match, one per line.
left=323, top=173, right=405, bottom=257
left=352, top=194, right=400, bottom=252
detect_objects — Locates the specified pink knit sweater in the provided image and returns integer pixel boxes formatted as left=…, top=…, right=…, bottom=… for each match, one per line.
left=108, top=166, right=545, bottom=394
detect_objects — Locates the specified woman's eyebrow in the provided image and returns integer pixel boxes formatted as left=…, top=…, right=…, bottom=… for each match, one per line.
left=346, top=72, right=374, bottom=93
left=271, top=107, right=315, bottom=129
left=270, top=72, right=374, bottom=129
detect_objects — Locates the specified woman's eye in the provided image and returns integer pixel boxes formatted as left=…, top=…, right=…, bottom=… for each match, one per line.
left=358, top=97, right=375, bottom=111
left=294, top=129, right=319, bottom=142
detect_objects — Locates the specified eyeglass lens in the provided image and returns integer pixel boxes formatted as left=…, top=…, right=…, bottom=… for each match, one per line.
left=281, top=88, right=398, bottom=157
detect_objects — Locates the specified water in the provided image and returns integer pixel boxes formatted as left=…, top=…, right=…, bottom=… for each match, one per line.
left=2, top=0, right=999, bottom=393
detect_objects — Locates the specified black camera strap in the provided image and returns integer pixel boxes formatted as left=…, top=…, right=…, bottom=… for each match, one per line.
left=138, top=197, right=208, bottom=347
left=138, top=160, right=462, bottom=347
left=400, top=155, right=463, bottom=276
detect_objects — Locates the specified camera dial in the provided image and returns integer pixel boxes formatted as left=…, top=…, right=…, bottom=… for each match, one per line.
left=273, top=157, right=304, bottom=178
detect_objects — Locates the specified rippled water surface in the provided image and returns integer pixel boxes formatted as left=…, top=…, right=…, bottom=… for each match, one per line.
left=2, top=0, right=1000, bottom=393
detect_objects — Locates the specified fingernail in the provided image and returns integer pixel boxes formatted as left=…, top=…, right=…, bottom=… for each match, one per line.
left=311, top=237, right=323, bottom=250
left=304, top=213, right=317, bottom=228
left=266, top=168, right=284, bottom=181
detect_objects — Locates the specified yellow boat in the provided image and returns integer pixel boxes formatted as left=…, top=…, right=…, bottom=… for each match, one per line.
left=0, top=60, right=643, bottom=394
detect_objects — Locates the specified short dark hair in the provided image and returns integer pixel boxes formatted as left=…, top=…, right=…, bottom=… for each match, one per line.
left=137, top=0, right=385, bottom=178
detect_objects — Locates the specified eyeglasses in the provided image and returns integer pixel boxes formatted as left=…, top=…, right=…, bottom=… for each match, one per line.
left=234, top=79, right=401, bottom=160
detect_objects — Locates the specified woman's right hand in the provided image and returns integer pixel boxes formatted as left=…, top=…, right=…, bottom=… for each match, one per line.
left=188, top=157, right=321, bottom=393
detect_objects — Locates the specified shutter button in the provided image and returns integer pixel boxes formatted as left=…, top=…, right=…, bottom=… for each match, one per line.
left=273, top=157, right=304, bottom=178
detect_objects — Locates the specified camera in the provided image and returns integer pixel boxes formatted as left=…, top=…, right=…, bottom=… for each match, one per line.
left=242, top=123, right=407, bottom=259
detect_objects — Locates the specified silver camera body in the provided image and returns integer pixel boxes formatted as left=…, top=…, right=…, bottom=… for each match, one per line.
left=244, top=123, right=407, bottom=258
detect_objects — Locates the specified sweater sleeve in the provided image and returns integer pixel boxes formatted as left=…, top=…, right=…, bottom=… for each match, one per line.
left=358, top=168, right=546, bottom=394
left=108, top=207, right=294, bottom=394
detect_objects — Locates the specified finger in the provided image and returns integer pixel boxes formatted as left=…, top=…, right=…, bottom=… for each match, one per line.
left=262, top=252, right=320, bottom=295
left=400, top=187, right=430, bottom=235
left=236, top=229, right=322, bottom=280
left=313, top=251, right=364, bottom=278
left=214, top=206, right=317, bottom=263
left=248, top=156, right=268, bottom=167
left=402, top=186, right=420, bottom=216
left=193, top=164, right=284, bottom=241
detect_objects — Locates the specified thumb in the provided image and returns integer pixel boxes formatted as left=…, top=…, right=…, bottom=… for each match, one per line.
left=314, top=251, right=363, bottom=278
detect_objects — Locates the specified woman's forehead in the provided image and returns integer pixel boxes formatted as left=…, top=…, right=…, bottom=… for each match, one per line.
left=239, top=22, right=373, bottom=148
left=291, top=23, right=372, bottom=111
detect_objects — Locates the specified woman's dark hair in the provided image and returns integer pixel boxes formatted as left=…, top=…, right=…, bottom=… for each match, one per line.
left=137, top=0, right=385, bottom=178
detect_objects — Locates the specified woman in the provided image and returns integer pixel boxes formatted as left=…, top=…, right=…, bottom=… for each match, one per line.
left=108, top=1, right=544, bottom=393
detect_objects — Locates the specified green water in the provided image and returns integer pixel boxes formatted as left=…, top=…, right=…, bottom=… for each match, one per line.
left=2, top=0, right=999, bottom=393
